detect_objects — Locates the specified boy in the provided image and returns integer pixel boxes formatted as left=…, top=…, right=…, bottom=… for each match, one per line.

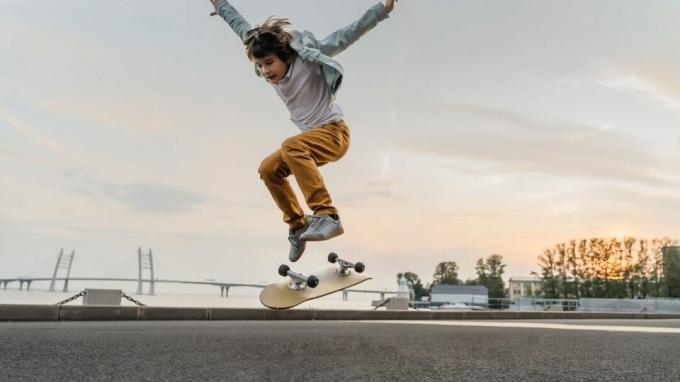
left=209, top=0, right=397, bottom=262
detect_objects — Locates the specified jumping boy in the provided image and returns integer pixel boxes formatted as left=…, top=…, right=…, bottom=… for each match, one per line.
left=209, top=0, right=397, bottom=262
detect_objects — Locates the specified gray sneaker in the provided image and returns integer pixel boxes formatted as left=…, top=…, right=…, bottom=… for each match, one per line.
left=288, top=215, right=314, bottom=262
left=299, top=214, right=344, bottom=242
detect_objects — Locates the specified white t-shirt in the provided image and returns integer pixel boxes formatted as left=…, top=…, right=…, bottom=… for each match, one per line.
left=272, top=56, right=344, bottom=131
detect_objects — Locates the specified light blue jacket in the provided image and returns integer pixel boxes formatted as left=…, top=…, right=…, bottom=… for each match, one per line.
left=214, top=0, right=389, bottom=97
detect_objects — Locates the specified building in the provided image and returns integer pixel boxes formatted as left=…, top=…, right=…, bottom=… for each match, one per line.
left=508, top=277, right=542, bottom=298
left=430, top=284, right=488, bottom=305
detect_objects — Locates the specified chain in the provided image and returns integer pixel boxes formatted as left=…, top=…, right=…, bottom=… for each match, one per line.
left=373, top=297, right=392, bottom=310
left=121, top=292, right=146, bottom=306
left=55, top=290, right=86, bottom=306
left=54, top=290, right=145, bottom=307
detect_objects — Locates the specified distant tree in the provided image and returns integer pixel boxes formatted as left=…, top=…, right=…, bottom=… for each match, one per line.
left=622, top=237, right=636, bottom=298
left=662, top=244, right=680, bottom=298
left=476, top=255, right=506, bottom=299
left=396, top=272, right=427, bottom=300
left=567, top=240, right=580, bottom=299
left=432, top=261, right=461, bottom=286
left=538, top=248, right=559, bottom=299
left=638, top=239, right=652, bottom=298
left=651, top=238, right=672, bottom=297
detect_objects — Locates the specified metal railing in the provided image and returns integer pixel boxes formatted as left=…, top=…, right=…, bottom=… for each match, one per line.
left=579, top=298, right=680, bottom=314
left=418, top=297, right=680, bottom=313
left=419, top=297, right=580, bottom=311
left=492, top=298, right=580, bottom=311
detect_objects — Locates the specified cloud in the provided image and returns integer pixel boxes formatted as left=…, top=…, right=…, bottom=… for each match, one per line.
left=99, top=182, right=205, bottom=214
left=390, top=98, right=674, bottom=187
left=593, top=60, right=680, bottom=112
left=597, top=75, right=680, bottom=112
left=0, top=107, right=77, bottom=162
left=339, top=189, right=409, bottom=204
left=61, top=169, right=205, bottom=214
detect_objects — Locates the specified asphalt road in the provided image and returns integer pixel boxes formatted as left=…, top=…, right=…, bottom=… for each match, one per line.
left=2, top=320, right=679, bottom=381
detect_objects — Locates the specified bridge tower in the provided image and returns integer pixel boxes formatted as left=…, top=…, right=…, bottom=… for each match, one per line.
left=136, top=247, right=156, bottom=295
left=49, top=248, right=75, bottom=292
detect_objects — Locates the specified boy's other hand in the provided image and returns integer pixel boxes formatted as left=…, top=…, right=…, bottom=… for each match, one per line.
left=383, top=0, right=398, bottom=14
left=209, top=0, right=218, bottom=16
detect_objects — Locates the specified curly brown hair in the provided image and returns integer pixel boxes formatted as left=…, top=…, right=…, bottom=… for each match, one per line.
left=244, top=17, right=297, bottom=63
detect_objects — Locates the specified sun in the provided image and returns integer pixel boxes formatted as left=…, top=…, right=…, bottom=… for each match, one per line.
left=603, top=226, right=635, bottom=239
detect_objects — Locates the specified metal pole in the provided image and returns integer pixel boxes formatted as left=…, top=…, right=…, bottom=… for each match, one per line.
left=136, top=247, right=143, bottom=295
left=62, top=250, right=75, bottom=292
left=148, top=249, right=155, bottom=295
left=49, top=249, right=63, bottom=292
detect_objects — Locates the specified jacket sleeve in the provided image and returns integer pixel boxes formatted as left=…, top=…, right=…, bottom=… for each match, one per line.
left=214, top=0, right=252, bottom=42
left=317, top=3, right=389, bottom=57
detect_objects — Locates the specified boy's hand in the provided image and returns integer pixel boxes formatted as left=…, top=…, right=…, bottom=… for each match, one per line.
left=383, top=0, right=398, bottom=14
left=209, top=0, right=218, bottom=16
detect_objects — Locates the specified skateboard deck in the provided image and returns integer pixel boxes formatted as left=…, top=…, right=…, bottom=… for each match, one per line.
left=259, top=266, right=372, bottom=309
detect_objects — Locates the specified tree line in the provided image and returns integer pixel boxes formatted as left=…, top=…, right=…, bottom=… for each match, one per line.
left=538, top=237, right=680, bottom=299
left=395, top=238, right=680, bottom=302
left=397, top=254, right=507, bottom=301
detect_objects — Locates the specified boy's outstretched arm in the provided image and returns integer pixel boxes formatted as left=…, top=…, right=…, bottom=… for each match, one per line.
left=209, top=0, right=252, bottom=42
left=318, top=0, right=398, bottom=57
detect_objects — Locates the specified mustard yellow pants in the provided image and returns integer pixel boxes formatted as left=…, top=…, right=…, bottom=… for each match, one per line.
left=258, top=120, right=350, bottom=230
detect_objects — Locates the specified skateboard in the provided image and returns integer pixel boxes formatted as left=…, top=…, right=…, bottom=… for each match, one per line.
left=259, top=252, right=371, bottom=309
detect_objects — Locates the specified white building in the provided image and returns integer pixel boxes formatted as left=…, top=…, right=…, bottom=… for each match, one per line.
left=508, top=276, right=542, bottom=298
left=430, top=285, right=488, bottom=305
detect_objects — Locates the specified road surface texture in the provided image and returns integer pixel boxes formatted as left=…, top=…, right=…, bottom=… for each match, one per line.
left=2, top=320, right=679, bottom=381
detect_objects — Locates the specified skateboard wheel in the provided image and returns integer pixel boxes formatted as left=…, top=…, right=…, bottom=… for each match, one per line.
left=328, top=252, right=339, bottom=263
left=307, top=275, right=319, bottom=288
left=278, top=264, right=290, bottom=277
left=354, top=262, right=365, bottom=273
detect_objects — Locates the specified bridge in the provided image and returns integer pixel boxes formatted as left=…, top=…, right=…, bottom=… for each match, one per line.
left=0, top=248, right=396, bottom=301
left=0, top=277, right=396, bottom=301
left=0, top=277, right=263, bottom=297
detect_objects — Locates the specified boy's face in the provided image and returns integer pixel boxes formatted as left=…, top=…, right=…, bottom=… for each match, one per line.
left=252, top=54, right=289, bottom=85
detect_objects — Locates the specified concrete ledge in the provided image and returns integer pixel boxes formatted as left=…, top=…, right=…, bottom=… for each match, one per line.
left=313, top=309, right=373, bottom=320
left=60, top=306, right=140, bottom=321
left=210, top=308, right=269, bottom=320
left=2, top=304, right=680, bottom=321
left=0, top=304, right=59, bottom=321
left=264, top=309, right=315, bottom=320
left=140, top=307, right=210, bottom=320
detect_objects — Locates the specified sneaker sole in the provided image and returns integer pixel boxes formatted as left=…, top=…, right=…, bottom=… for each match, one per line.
left=300, top=227, right=344, bottom=242
left=289, top=242, right=307, bottom=262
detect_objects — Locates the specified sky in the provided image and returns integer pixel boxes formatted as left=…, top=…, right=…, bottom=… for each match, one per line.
left=1, top=0, right=680, bottom=291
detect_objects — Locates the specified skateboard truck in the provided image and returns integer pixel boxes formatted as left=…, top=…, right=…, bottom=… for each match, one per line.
left=278, top=264, right=319, bottom=290
left=327, top=252, right=365, bottom=275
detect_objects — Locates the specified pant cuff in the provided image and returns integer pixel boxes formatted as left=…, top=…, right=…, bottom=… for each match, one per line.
left=287, top=216, right=306, bottom=230
left=314, top=208, right=338, bottom=216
